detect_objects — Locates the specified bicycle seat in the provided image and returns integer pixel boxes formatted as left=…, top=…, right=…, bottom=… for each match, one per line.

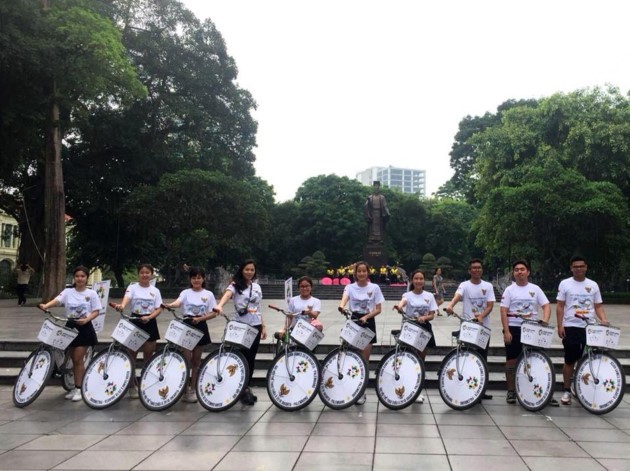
left=390, top=329, right=401, bottom=337
left=451, top=329, right=460, bottom=339
left=273, top=332, right=284, bottom=341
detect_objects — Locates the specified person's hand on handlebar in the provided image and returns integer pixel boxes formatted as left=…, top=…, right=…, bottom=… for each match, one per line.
left=444, top=306, right=454, bottom=315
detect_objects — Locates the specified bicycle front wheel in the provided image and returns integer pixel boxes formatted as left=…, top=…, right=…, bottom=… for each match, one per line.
left=318, top=347, right=368, bottom=410
left=376, top=348, right=424, bottom=410
left=514, top=349, right=554, bottom=411
left=438, top=347, right=488, bottom=410
left=13, top=347, right=54, bottom=408
left=267, top=347, right=321, bottom=411
left=82, top=348, right=134, bottom=409
left=196, top=349, right=249, bottom=412
left=574, top=351, right=625, bottom=415
left=62, top=346, right=94, bottom=392
left=139, top=348, right=189, bottom=411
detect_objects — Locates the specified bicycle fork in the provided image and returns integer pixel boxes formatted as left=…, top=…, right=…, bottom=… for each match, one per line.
left=586, top=348, right=601, bottom=385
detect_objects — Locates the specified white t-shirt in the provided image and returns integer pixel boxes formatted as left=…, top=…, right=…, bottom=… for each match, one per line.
left=343, top=282, right=385, bottom=314
left=55, top=288, right=102, bottom=319
left=402, top=290, right=438, bottom=320
left=124, top=283, right=163, bottom=316
left=455, top=279, right=496, bottom=327
left=500, top=282, right=549, bottom=327
left=287, top=295, right=322, bottom=328
left=176, top=288, right=217, bottom=318
left=226, top=282, right=263, bottom=326
left=556, top=277, right=603, bottom=328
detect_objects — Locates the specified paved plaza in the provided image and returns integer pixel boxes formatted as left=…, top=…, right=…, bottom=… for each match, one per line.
left=0, top=298, right=629, bottom=470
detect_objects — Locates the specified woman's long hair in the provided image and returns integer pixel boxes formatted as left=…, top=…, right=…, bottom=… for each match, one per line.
left=233, top=259, right=256, bottom=294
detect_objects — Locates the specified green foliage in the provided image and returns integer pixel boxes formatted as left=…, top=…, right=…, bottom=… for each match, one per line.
left=293, top=250, right=330, bottom=278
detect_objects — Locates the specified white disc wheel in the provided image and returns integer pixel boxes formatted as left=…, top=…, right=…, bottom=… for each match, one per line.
left=376, top=349, right=425, bottom=410
left=318, top=348, right=368, bottom=410
left=438, top=348, right=488, bottom=410
left=514, top=350, right=554, bottom=411
left=196, top=349, right=249, bottom=412
left=13, top=348, right=54, bottom=408
left=82, top=349, right=134, bottom=409
left=139, top=348, right=189, bottom=411
left=267, top=348, right=321, bottom=411
left=574, top=351, right=625, bottom=415
left=62, top=346, right=94, bottom=392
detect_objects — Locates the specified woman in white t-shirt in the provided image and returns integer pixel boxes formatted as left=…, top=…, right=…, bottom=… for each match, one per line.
left=338, top=261, right=384, bottom=405
left=215, top=259, right=266, bottom=405
left=113, top=263, right=162, bottom=398
left=284, top=276, right=322, bottom=332
left=164, top=267, right=219, bottom=403
left=39, top=266, right=102, bottom=402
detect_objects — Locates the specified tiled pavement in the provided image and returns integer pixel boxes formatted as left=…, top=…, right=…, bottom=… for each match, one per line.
left=0, top=385, right=629, bottom=470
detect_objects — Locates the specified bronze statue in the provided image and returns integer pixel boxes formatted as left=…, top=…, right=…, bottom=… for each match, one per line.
left=364, top=181, right=390, bottom=244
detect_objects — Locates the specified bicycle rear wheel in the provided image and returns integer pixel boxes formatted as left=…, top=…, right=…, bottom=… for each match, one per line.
left=13, top=347, right=54, bottom=408
left=376, top=348, right=424, bottom=410
left=82, top=348, right=134, bottom=409
left=574, top=351, right=625, bottom=415
left=196, top=349, right=249, bottom=412
left=318, top=347, right=368, bottom=410
left=139, top=347, right=189, bottom=411
left=267, top=347, right=321, bottom=411
left=514, top=349, right=554, bottom=411
left=438, top=347, right=488, bottom=410
left=62, top=346, right=94, bottom=391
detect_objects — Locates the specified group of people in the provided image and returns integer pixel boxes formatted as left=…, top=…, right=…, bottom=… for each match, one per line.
left=324, top=264, right=406, bottom=285
left=37, top=254, right=608, bottom=408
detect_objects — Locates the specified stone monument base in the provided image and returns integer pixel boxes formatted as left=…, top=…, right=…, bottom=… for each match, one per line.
left=363, top=243, right=388, bottom=268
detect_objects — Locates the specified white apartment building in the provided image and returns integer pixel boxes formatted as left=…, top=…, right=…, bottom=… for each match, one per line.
left=356, top=166, right=426, bottom=196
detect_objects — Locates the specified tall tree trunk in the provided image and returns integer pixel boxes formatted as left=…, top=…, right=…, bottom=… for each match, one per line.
left=41, top=83, right=66, bottom=300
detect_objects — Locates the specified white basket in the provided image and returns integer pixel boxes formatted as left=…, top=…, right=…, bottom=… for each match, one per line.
left=398, top=321, right=432, bottom=351
left=111, top=318, right=150, bottom=352
left=586, top=324, right=621, bottom=349
left=520, top=321, right=554, bottom=348
left=458, top=321, right=491, bottom=349
left=37, top=319, right=78, bottom=350
left=290, top=319, right=325, bottom=351
left=340, top=319, right=375, bottom=350
left=165, top=319, right=204, bottom=350
left=224, top=321, right=259, bottom=348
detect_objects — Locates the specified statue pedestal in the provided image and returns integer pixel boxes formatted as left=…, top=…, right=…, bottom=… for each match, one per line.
left=363, top=243, right=388, bottom=269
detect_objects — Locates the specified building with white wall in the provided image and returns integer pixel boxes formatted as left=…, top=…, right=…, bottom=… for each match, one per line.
left=356, top=166, right=426, bottom=196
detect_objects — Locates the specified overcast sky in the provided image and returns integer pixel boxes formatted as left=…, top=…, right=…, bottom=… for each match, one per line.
left=183, top=0, right=630, bottom=202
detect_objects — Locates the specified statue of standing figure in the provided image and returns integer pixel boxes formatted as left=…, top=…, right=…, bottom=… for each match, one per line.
left=364, top=181, right=390, bottom=244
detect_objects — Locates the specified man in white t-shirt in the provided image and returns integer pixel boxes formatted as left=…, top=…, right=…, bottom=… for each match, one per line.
left=500, top=260, right=551, bottom=405
left=556, top=256, right=609, bottom=405
left=445, top=258, right=496, bottom=400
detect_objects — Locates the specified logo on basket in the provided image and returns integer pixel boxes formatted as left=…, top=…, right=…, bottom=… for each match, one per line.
left=581, top=373, right=592, bottom=385
left=324, top=377, right=334, bottom=389
left=105, top=382, right=117, bottom=396
left=279, top=384, right=290, bottom=396
left=347, top=365, right=360, bottom=379
left=604, top=378, right=616, bottom=393
left=533, top=384, right=543, bottom=398
left=395, top=386, right=405, bottom=398
left=466, top=376, right=479, bottom=390
left=159, top=386, right=169, bottom=398
left=446, top=368, right=456, bottom=380
left=295, top=360, right=309, bottom=373
left=203, top=382, right=215, bottom=395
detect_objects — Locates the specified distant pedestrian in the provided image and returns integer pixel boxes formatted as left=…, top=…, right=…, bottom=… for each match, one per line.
left=15, top=263, right=35, bottom=306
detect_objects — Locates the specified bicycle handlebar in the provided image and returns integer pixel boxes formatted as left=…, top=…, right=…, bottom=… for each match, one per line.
left=442, top=307, right=471, bottom=322
left=575, top=313, right=609, bottom=326
left=268, top=304, right=299, bottom=317
left=37, top=305, right=67, bottom=323
left=337, top=307, right=367, bottom=324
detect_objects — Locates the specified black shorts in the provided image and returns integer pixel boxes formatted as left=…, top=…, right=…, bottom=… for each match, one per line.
left=562, top=326, right=586, bottom=364
left=504, top=325, right=522, bottom=360
left=66, top=320, right=98, bottom=347
left=183, top=317, right=211, bottom=346
left=352, top=314, right=377, bottom=344
left=130, top=316, right=160, bottom=342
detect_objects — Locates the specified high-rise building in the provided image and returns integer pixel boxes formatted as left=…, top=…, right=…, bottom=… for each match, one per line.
left=356, top=166, right=426, bottom=196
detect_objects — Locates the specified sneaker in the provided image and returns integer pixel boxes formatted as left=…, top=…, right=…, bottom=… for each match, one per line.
left=482, top=393, right=493, bottom=400
left=64, top=389, right=77, bottom=400
left=506, top=391, right=516, bottom=404
left=355, top=394, right=367, bottom=405
left=415, top=394, right=425, bottom=404
left=549, top=398, right=560, bottom=407
left=129, top=387, right=139, bottom=399
left=182, top=389, right=197, bottom=403
left=71, top=388, right=82, bottom=402
left=560, top=391, right=571, bottom=405
left=240, top=390, right=255, bottom=405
